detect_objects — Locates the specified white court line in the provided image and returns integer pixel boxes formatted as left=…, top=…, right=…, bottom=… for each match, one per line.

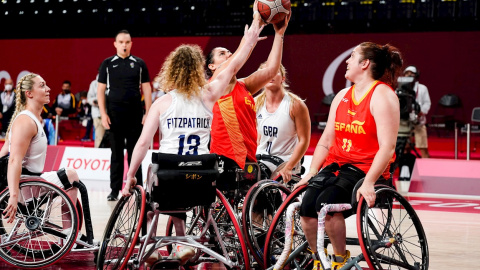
left=407, top=192, right=480, bottom=200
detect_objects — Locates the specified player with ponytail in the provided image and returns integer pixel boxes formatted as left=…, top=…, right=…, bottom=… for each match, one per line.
left=294, top=42, right=403, bottom=269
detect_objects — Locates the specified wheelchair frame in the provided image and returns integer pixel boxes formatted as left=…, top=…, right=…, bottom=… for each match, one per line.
left=98, top=159, right=251, bottom=270
left=263, top=180, right=429, bottom=270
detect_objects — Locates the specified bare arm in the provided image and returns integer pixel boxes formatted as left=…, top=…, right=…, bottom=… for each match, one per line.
left=279, top=99, right=311, bottom=183
left=203, top=17, right=265, bottom=110
left=141, top=82, right=152, bottom=117
left=121, top=95, right=171, bottom=196
left=293, top=89, right=347, bottom=189
left=4, top=116, right=36, bottom=223
left=356, top=85, right=400, bottom=206
left=97, top=82, right=110, bottom=129
left=243, top=12, right=291, bottom=95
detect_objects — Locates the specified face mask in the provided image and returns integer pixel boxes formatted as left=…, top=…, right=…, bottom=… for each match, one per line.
left=4, top=84, right=13, bottom=91
left=82, top=99, right=87, bottom=105
left=64, top=89, right=71, bottom=93
left=153, top=82, right=160, bottom=90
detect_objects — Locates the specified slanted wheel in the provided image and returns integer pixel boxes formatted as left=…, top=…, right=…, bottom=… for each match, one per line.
left=242, top=180, right=290, bottom=268
left=263, top=185, right=312, bottom=269
left=357, top=187, right=429, bottom=270
left=0, top=180, right=79, bottom=268
left=214, top=189, right=251, bottom=270
left=97, top=185, right=145, bottom=270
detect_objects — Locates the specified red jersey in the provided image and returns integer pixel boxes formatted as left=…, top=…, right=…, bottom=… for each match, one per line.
left=210, top=81, right=257, bottom=169
left=324, top=81, right=394, bottom=179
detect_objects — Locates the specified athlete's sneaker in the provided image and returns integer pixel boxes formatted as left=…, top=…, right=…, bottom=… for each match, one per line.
left=331, top=250, right=351, bottom=270
left=311, top=248, right=329, bottom=270
left=167, top=244, right=195, bottom=265
left=145, top=244, right=163, bottom=267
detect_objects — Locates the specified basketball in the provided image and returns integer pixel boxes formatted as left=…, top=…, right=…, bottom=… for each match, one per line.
left=256, top=0, right=291, bottom=24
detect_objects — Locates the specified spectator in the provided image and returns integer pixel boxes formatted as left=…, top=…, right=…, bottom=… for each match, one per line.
left=77, top=91, right=93, bottom=142
left=151, top=75, right=165, bottom=102
left=87, top=74, right=105, bottom=148
left=404, top=66, right=431, bottom=158
left=52, top=80, right=76, bottom=117
left=97, top=29, right=152, bottom=201
left=0, top=79, right=16, bottom=139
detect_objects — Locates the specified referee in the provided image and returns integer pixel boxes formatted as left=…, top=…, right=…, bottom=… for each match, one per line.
left=97, top=29, right=152, bottom=201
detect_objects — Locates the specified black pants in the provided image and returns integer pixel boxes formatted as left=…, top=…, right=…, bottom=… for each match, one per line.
left=108, top=108, right=143, bottom=192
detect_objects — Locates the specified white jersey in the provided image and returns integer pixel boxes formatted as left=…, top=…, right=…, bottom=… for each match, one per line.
left=256, top=94, right=299, bottom=172
left=158, top=90, right=213, bottom=155
left=9, top=110, right=47, bottom=173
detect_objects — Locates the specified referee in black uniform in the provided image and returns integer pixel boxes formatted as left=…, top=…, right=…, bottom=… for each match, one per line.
left=97, top=29, right=152, bottom=201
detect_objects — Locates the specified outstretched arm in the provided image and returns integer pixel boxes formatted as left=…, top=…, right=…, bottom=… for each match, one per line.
left=242, top=10, right=291, bottom=95
left=204, top=16, right=265, bottom=109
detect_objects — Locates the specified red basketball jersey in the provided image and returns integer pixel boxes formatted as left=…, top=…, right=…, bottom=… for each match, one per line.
left=210, top=81, right=257, bottom=169
left=324, top=81, right=394, bottom=179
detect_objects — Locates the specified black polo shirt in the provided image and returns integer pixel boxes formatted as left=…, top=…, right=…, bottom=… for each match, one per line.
left=98, top=54, right=150, bottom=111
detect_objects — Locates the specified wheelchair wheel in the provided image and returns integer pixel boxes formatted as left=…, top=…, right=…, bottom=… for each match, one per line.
left=358, top=187, right=429, bottom=270
left=263, top=185, right=312, bottom=269
left=242, top=180, right=290, bottom=268
left=214, top=189, right=251, bottom=270
left=0, top=180, right=79, bottom=268
left=97, top=185, right=145, bottom=270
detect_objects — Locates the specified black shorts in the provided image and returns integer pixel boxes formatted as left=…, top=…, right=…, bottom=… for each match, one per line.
left=299, top=163, right=366, bottom=219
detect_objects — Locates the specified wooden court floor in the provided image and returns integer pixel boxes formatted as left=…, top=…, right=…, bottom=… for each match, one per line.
left=0, top=179, right=479, bottom=269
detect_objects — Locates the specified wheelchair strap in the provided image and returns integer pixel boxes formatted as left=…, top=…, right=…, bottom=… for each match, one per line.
left=73, top=181, right=94, bottom=244
left=56, top=168, right=72, bottom=190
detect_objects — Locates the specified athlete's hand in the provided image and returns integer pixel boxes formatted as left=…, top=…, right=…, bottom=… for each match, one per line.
left=3, top=196, right=18, bottom=223
left=292, top=173, right=312, bottom=190
left=273, top=8, right=291, bottom=35
left=279, top=167, right=293, bottom=184
left=121, top=177, right=137, bottom=197
left=101, top=114, right=111, bottom=130
left=356, top=181, right=376, bottom=208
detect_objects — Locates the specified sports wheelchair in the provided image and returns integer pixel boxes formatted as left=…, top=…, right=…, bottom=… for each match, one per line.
left=262, top=176, right=429, bottom=270
left=97, top=153, right=250, bottom=270
left=0, top=175, right=99, bottom=268
left=163, top=154, right=303, bottom=269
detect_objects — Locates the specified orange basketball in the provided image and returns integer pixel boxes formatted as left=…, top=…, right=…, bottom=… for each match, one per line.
left=256, top=0, right=291, bottom=24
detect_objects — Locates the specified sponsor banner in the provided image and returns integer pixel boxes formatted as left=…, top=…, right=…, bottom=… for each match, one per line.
left=59, top=147, right=113, bottom=181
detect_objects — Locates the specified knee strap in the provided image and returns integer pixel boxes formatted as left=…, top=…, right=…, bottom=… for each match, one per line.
left=73, top=181, right=94, bottom=244
left=57, top=168, right=72, bottom=190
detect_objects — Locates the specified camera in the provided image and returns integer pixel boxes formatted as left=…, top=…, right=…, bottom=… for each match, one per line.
left=395, top=76, right=420, bottom=137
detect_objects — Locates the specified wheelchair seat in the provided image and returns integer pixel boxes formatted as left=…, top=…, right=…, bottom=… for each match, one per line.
left=150, top=152, right=219, bottom=211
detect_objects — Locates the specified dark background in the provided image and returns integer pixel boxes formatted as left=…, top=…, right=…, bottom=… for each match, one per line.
left=0, top=0, right=479, bottom=125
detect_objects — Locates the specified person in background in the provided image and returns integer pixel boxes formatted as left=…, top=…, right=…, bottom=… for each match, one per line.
left=87, top=74, right=105, bottom=148
left=404, top=65, right=431, bottom=158
left=77, top=91, right=93, bottom=142
left=52, top=80, right=76, bottom=117
left=0, top=79, right=16, bottom=139
left=97, top=29, right=152, bottom=201
left=151, top=75, right=166, bottom=102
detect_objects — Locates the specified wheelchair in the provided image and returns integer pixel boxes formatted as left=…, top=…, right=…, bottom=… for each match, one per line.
left=97, top=153, right=250, bottom=270
left=262, top=177, right=429, bottom=270
left=0, top=175, right=99, bottom=268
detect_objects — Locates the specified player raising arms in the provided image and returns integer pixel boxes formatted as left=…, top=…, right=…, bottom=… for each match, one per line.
left=205, top=1, right=291, bottom=187
left=121, top=16, right=264, bottom=265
